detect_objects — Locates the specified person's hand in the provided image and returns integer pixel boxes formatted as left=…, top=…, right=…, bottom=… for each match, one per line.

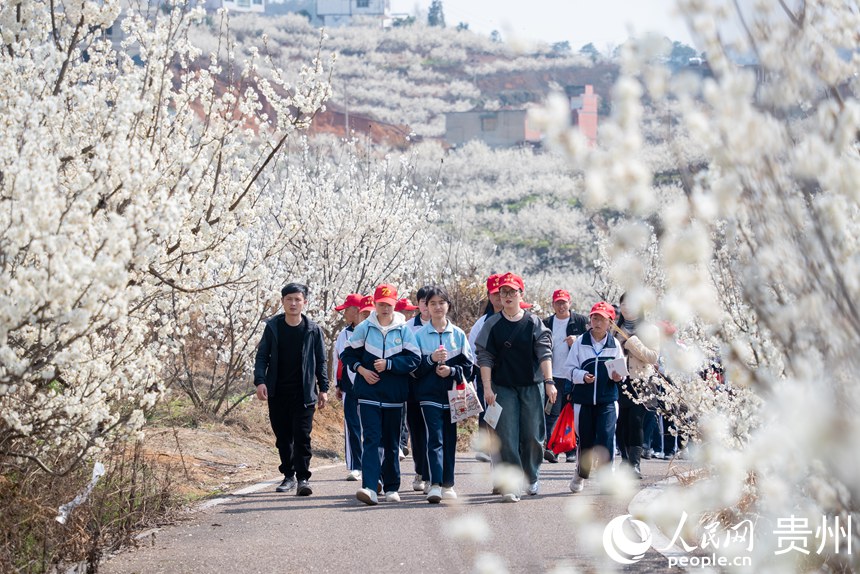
left=431, top=348, right=448, bottom=362
left=610, top=372, right=623, bottom=382
left=435, top=364, right=451, bottom=378
left=317, top=392, right=328, bottom=410
left=255, top=384, right=268, bottom=401
left=373, top=359, right=387, bottom=373
left=565, top=335, right=576, bottom=347
left=360, top=366, right=380, bottom=384
left=336, top=388, right=343, bottom=401
left=484, top=385, right=496, bottom=406
left=545, top=382, right=558, bottom=404
left=584, top=373, right=595, bottom=384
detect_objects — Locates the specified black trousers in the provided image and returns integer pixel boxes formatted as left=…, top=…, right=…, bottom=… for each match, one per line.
left=267, top=387, right=315, bottom=481
left=617, top=403, right=646, bottom=460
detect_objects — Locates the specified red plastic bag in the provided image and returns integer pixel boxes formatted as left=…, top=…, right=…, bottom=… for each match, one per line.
left=547, top=403, right=576, bottom=454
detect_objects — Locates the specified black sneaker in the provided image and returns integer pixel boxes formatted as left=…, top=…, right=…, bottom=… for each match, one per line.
left=296, top=479, right=313, bottom=496
left=543, top=449, right=559, bottom=463
left=276, top=476, right=296, bottom=492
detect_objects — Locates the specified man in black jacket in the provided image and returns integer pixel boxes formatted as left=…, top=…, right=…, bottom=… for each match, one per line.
left=254, top=283, right=329, bottom=495
left=542, top=289, right=588, bottom=463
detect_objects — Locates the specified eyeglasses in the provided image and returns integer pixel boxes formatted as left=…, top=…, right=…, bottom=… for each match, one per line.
left=499, top=288, right=520, bottom=297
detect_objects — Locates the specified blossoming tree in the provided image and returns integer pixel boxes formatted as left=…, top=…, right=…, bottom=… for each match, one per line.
left=533, top=0, right=860, bottom=569
left=0, top=0, right=331, bottom=474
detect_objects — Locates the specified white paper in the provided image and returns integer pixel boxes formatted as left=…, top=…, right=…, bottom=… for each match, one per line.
left=484, top=401, right=503, bottom=429
left=606, top=357, right=629, bottom=379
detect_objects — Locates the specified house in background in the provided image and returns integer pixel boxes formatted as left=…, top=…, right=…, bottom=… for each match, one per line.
left=316, top=0, right=389, bottom=27
left=208, top=0, right=266, bottom=13
left=566, top=84, right=598, bottom=146
left=444, top=109, right=541, bottom=148
left=445, top=85, right=599, bottom=149
left=223, top=0, right=265, bottom=12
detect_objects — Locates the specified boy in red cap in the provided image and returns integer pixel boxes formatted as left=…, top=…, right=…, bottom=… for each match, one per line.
left=475, top=272, right=555, bottom=502
left=341, top=284, right=421, bottom=506
left=358, top=295, right=374, bottom=322
left=403, top=286, right=433, bottom=492
left=395, top=297, right=419, bottom=320
left=542, top=289, right=588, bottom=463
left=563, top=301, right=625, bottom=493
left=333, top=293, right=366, bottom=481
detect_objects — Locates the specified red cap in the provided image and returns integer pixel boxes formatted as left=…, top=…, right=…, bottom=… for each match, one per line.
left=486, top=273, right=501, bottom=294
left=519, top=301, right=532, bottom=309
left=497, top=272, right=525, bottom=292
left=589, top=301, right=616, bottom=320
left=552, top=289, right=571, bottom=302
left=395, top=297, right=418, bottom=312
left=335, top=293, right=364, bottom=311
left=359, top=295, right=374, bottom=313
left=657, top=320, right=677, bottom=337
left=373, top=284, right=398, bottom=305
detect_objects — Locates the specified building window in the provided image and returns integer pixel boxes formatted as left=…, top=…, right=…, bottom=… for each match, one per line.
left=481, top=116, right=497, bottom=131
left=252, top=0, right=263, bottom=4
left=357, top=0, right=370, bottom=7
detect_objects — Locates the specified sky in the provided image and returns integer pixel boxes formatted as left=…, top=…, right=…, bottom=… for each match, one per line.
left=389, top=0, right=695, bottom=51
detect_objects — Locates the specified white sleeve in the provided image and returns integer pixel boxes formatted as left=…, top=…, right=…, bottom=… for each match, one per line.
left=467, top=315, right=486, bottom=365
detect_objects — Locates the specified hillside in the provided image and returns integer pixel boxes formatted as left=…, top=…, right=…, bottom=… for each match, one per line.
left=184, top=12, right=633, bottom=302
left=191, top=13, right=618, bottom=138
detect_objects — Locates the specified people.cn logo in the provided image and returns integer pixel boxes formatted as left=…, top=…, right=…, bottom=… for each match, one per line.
left=603, top=515, right=652, bottom=564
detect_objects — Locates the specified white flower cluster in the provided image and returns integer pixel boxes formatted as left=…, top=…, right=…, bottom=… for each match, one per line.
left=536, top=1, right=860, bottom=568
left=0, top=1, right=331, bottom=473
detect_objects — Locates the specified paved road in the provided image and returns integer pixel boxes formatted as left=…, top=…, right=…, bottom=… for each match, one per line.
left=102, top=455, right=686, bottom=573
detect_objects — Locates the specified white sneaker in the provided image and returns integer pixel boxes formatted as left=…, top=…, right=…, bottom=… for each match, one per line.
left=426, top=485, right=442, bottom=504
left=474, top=452, right=492, bottom=462
left=569, top=475, right=585, bottom=493
left=501, top=492, right=521, bottom=503
left=441, top=486, right=457, bottom=500
left=412, top=475, right=425, bottom=492
left=346, top=469, right=361, bottom=481
left=423, top=481, right=432, bottom=495
left=527, top=481, right=539, bottom=496
left=399, top=448, right=406, bottom=461
left=385, top=490, right=401, bottom=503
left=356, top=487, right=378, bottom=506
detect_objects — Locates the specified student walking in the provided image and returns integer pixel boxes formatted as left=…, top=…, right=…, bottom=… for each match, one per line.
left=333, top=293, right=366, bottom=481
left=564, top=301, right=624, bottom=494
left=254, top=283, right=329, bottom=496
left=341, top=284, right=421, bottom=506
left=475, top=272, right=555, bottom=502
left=542, top=289, right=588, bottom=463
left=468, top=274, right=502, bottom=463
left=405, top=287, right=432, bottom=491
left=412, top=286, right=474, bottom=503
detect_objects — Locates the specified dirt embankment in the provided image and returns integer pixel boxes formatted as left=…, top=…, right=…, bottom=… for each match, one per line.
left=142, top=397, right=346, bottom=500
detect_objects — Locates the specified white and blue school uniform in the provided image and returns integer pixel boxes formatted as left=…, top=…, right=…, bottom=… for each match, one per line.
left=334, top=325, right=362, bottom=472
left=405, top=315, right=428, bottom=479
left=340, top=312, right=420, bottom=493
left=413, top=320, right=474, bottom=487
left=564, top=330, right=624, bottom=478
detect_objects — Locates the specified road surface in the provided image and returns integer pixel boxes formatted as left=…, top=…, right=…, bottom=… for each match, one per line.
left=102, top=455, right=686, bottom=573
